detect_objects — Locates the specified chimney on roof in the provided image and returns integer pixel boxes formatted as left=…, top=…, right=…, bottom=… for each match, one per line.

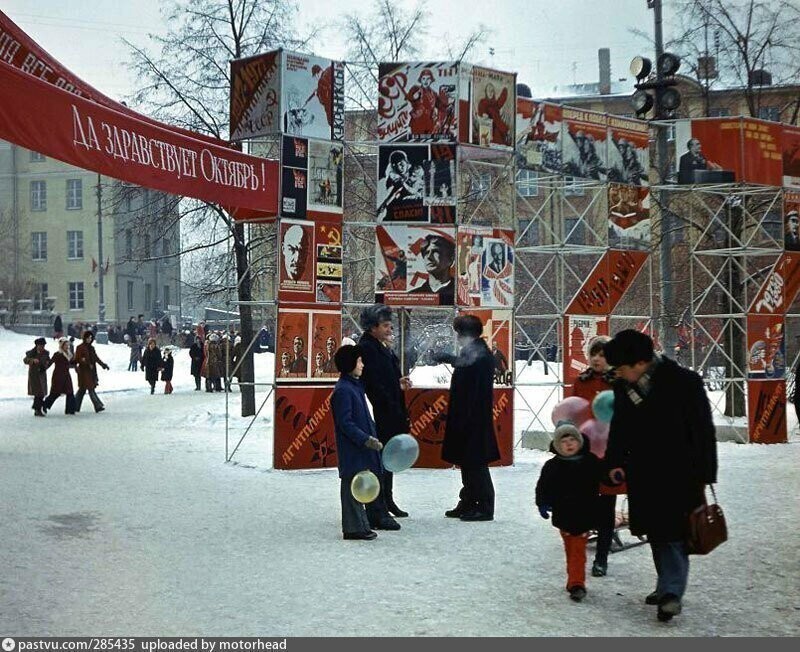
left=749, top=69, right=772, bottom=86
left=599, top=48, right=611, bottom=95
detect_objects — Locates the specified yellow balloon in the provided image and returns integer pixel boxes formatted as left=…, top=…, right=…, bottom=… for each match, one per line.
left=351, top=470, right=381, bottom=504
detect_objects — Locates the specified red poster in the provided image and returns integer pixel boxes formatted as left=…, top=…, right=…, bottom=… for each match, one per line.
left=310, top=312, right=341, bottom=380
left=782, top=125, right=800, bottom=188
left=749, top=257, right=787, bottom=315
left=405, top=387, right=513, bottom=468
left=784, top=192, right=800, bottom=251
left=230, top=51, right=281, bottom=141
left=278, top=218, right=342, bottom=304
left=456, top=227, right=515, bottom=307
left=741, top=118, right=782, bottom=186
left=471, top=66, right=516, bottom=149
left=460, top=309, right=513, bottom=386
left=563, top=315, right=609, bottom=386
left=676, top=118, right=741, bottom=185
left=276, top=309, right=340, bottom=382
left=608, top=183, right=651, bottom=249
left=565, top=250, right=647, bottom=315
left=784, top=252, right=800, bottom=306
left=273, top=386, right=337, bottom=469
left=746, top=315, right=786, bottom=380
left=747, top=380, right=787, bottom=444
left=607, top=249, right=648, bottom=309
left=561, top=107, right=608, bottom=181
left=607, top=116, right=650, bottom=186
left=0, top=61, right=278, bottom=219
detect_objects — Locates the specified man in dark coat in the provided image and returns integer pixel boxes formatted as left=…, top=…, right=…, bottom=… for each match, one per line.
left=358, top=304, right=411, bottom=527
left=438, top=314, right=500, bottom=521
left=141, top=338, right=163, bottom=395
left=604, top=329, right=718, bottom=623
left=53, top=314, right=63, bottom=339
left=189, top=336, right=204, bottom=390
left=331, top=345, right=385, bottom=541
left=24, top=337, right=50, bottom=416
left=74, top=331, right=108, bottom=413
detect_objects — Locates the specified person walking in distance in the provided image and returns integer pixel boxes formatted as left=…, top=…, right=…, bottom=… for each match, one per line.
left=161, top=348, right=175, bottom=394
left=23, top=337, right=50, bottom=417
left=357, top=304, right=411, bottom=528
left=141, top=338, right=163, bottom=395
left=43, top=337, right=77, bottom=415
left=437, top=315, right=499, bottom=521
left=603, top=330, right=718, bottom=623
left=189, top=336, right=204, bottom=391
left=74, top=331, right=108, bottom=413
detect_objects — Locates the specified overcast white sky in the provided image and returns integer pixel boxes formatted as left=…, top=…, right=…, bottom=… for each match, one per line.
left=2, top=0, right=665, bottom=101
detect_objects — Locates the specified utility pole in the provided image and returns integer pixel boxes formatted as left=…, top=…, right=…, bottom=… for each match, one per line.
left=95, top=173, right=107, bottom=342
left=653, top=0, right=675, bottom=351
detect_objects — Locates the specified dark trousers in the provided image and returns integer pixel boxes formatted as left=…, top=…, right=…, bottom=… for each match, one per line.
left=341, top=476, right=372, bottom=534
left=128, top=358, right=138, bottom=371
left=32, top=396, right=44, bottom=412
left=594, top=494, right=617, bottom=564
left=650, top=541, right=690, bottom=599
left=365, top=472, right=391, bottom=525
left=383, top=471, right=398, bottom=507
left=75, top=388, right=104, bottom=412
left=459, top=465, right=495, bottom=516
left=44, top=392, right=76, bottom=414
left=193, top=374, right=201, bottom=390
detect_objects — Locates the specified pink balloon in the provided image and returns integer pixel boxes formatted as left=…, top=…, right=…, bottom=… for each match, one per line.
left=579, top=418, right=610, bottom=458
left=552, top=396, right=592, bottom=427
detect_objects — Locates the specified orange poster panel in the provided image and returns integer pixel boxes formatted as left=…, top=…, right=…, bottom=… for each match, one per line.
left=273, top=386, right=337, bottom=469
left=747, top=380, right=787, bottom=444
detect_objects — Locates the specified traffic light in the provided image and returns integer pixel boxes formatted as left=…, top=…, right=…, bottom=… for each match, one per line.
left=629, top=52, right=682, bottom=118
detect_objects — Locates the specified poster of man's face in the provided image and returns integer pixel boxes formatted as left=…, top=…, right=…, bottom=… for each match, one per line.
left=785, top=208, right=800, bottom=251
left=280, top=221, right=313, bottom=287
left=456, top=228, right=514, bottom=307
left=377, top=145, right=428, bottom=222
left=276, top=309, right=340, bottom=382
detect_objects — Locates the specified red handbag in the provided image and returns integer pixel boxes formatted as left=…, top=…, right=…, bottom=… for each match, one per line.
left=687, top=484, right=728, bottom=555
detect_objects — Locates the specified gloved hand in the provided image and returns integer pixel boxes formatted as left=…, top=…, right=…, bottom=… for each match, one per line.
left=609, top=467, right=626, bottom=485
left=365, top=436, right=383, bottom=451
left=538, top=505, right=551, bottom=520
left=102, top=364, right=109, bottom=370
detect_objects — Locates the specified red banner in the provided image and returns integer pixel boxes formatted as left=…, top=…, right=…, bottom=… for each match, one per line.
left=747, top=379, right=787, bottom=444
left=0, top=10, right=222, bottom=148
left=273, top=386, right=337, bottom=469
left=405, top=387, right=514, bottom=468
left=565, top=250, right=648, bottom=315
left=0, top=61, right=278, bottom=218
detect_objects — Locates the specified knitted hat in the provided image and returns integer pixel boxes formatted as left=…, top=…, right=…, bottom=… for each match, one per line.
left=34, top=337, right=46, bottom=346
left=334, top=344, right=362, bottom=374
left=552, top=421, right=582, bottom=456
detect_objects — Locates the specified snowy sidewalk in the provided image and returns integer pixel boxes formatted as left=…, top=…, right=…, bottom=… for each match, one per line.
left=1, top=330, right=799, bottom=635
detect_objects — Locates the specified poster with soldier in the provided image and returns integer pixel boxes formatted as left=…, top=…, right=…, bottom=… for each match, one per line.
left=376, top=225, right=457, bottom=306
left=377, top=62, right=460, bottom=143
left=456, top=227, right=514, bottom=307
left=279, top=218, right=342, bottom=304
left=471, top=66, right=516, bottom=149
left=230, top=51, right=281, bottom=141
left=561, top=107, right=608, bottom=181
left=608, top=183, right=651, bottom=250
left=281, top=51, right=344, bottom=141
left=516, top=99, right=562, bottom=173
left=607, top=117, right=650, bottom=186
left=276, top=308, right=341, bottom=382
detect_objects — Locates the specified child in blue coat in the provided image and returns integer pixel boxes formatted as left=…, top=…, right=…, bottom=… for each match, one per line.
left=331, top=345, right=385, bottom=541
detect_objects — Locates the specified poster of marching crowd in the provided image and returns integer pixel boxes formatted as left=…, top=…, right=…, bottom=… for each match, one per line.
left=275, top=308, right=342, bottom=382
left=561, top=107, right=609, bottom=181
left=456, top=227, right=515, bottom=307
left=279, top=218, right=342, bottom=304
left=375, top=225, right=457, bottom=306
left=376, top=144, right=457, bottom=223
left=230, top=49, right=344, bottom=142
left=281, top=134, right=343, bottom=219
left=516, top=99, right=563, bottom=174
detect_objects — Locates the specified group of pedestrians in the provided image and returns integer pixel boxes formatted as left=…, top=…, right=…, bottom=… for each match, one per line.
left=23, top=331, right=109, bottom=416
left=188, top=330, right=244, bottom=393
left=331, top=311, right=718, bottom=624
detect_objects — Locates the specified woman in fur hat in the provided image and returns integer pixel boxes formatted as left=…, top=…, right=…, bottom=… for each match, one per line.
left=43, top=337, right=77, bottom=414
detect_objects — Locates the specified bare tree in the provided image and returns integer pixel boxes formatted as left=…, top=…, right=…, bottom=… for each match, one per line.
left=125, top=0, right=305, bottom=416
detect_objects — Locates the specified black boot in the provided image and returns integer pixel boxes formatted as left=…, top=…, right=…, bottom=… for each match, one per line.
left=445, top=500, right=472, bottom=518
left=384, top=472, right=408, bottom=517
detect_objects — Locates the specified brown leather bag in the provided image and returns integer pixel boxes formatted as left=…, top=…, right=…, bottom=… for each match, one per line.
left=687, top=484, right=727, bottom=555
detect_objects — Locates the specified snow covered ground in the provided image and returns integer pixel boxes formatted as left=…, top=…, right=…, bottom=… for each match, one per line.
left=1, top=328, right=799, bottom=636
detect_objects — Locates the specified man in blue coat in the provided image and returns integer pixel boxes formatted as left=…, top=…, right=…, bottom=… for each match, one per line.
left=331, top=345, right=386, bottom=541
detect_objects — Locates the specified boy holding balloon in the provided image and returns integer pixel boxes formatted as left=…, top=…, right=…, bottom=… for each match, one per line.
left=569, top=335, right=624, bottom=578
left=331, top=345, right=385, bottom=541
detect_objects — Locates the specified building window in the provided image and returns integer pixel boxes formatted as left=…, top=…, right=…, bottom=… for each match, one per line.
left=31, top=232, right=47, bottom=261
left=162, top=238, right=170, bottom=257
left=68, top=282, right=85, bottom=310
left=144, top=284, right=152, bottom=311
left=127, top=281, right=135, bottom=311
left=66, top=179, right=83, bottom=210
left=30, top=180, right=47, bottom=212
left=163, top=285, right=170, bottom=308
left=143, top=233, right=150, bottom=258
left=67, top=231, right=84, bottom=260
left=516, top=169, right=539, bottom=198
left=563, top=176, right=585, bottom=197
left=469, top=173, right=492, bottom=200
left=32, top=283, right=49, bottom=311
left=758, top=106, right=780, bottom=122
left=125, top=192, right=133, bottom=213
left=125, top=229, right=133, bottom=258
left=30, top=151, right=45, bottom=162
left=709, top=107, right=731, bottom=117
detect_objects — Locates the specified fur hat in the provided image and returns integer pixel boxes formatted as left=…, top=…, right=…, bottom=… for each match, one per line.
left=34, top=337, right=46, bottom=346
left=334, top=344, right=362, bottom=374
left=359, top=304, right=393, bottom=331
left=604, top=329, right=654, bottom=367
left=82, top=330, right=94, bottom=341
left=208, top=333, right=219, bottom=342
left=552, top=421, right=582, bottom=456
